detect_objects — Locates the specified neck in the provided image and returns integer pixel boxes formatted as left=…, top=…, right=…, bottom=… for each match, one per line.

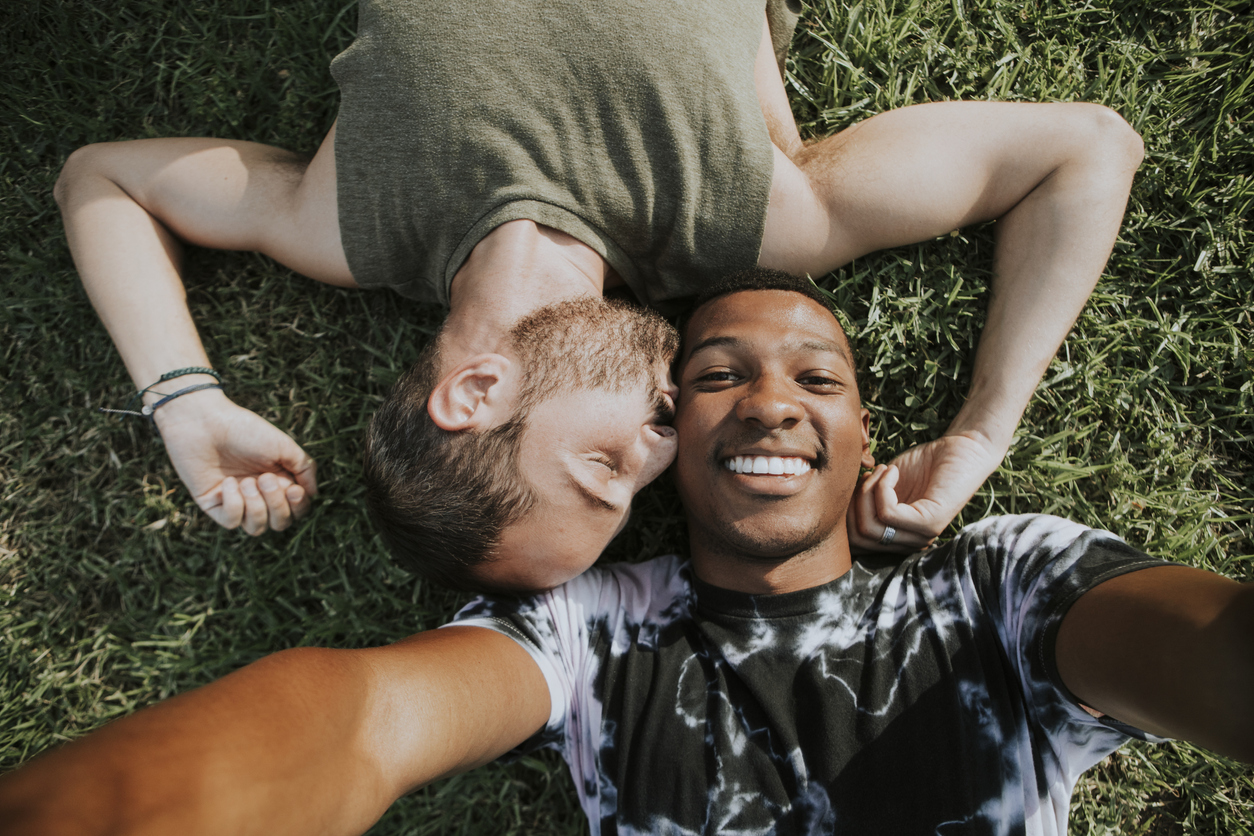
left=439, top=220, right=613, bottom=365
left=688, top=529, right=854, bottom=595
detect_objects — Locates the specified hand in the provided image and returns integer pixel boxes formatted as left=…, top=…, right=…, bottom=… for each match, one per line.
left=847, top=433, right=1004, bottom=553
left=151, top=389, right=318, bottom=535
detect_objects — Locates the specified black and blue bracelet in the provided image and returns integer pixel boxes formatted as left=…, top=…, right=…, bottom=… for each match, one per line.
left=99, top=367, right=224, bottom=421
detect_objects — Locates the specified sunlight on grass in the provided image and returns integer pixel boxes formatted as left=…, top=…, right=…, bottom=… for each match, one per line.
left=1, top=0, right=1250, bottom=833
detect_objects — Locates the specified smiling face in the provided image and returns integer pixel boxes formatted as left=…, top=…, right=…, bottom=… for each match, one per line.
left=674, top=289, right=874, bottom=592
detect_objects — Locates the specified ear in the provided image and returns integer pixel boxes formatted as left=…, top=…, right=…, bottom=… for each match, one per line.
left=427, top=354, right=518, bottom=432
left=859, top=408, right=875, bottom=469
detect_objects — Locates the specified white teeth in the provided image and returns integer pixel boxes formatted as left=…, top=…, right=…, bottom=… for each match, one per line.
left=723, top=455, right=811, bottom=475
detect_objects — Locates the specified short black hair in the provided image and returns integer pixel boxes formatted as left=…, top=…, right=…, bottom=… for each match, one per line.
left=681, top=268, right=855, bottom=366
left=691, top=268, right=832, bottom=312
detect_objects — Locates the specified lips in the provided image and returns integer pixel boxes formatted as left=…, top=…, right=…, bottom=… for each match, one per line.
left=722, top=455, right=812, bottom=476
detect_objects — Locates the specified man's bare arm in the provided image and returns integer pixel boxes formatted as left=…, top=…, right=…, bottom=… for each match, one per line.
left=754, top=18, right=803, bottom=158
left=754, top=30, right=1144, bottom=545
left=1056, top=566, right=1254, bottom=763
left=0, top=627, right=550, bottom=836
left=54, top=129, right=352, bottom=534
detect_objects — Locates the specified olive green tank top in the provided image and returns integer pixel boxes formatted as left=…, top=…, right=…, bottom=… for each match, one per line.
left=331, top=0, right=797, bottom=312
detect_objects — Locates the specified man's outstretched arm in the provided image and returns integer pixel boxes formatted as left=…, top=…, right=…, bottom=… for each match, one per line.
left=755, top=47, right=1143, bottom=547
left=0, top=627, right=550, bottom=836
left=54, top=128, right=353, bottom=534
left=1056, top=566, right=1254, bottom=763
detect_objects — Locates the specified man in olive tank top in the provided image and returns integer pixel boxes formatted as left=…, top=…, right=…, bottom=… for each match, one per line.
left=54, top=0, right=1144, bottom=590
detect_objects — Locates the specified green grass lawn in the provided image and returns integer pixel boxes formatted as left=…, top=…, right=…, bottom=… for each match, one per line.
left=2, top=0, right=1251, bottom=832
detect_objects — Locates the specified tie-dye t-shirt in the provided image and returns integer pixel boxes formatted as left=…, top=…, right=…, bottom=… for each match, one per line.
left=450, top=514, right=1169, bottom=835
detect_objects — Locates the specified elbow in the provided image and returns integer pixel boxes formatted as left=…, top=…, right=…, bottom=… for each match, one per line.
left=1096, top=105, right=1144, bottom=171
left=54, top=143, right=109, bottom=212
left=1068, top=103, right=1145, bottom=175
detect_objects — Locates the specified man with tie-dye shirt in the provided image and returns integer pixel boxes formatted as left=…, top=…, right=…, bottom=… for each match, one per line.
left=3, top=271, right=1250, bottom=835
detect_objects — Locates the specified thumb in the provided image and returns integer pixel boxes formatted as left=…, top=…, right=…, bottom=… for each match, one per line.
left=873, top=465, right=902, bottom=517
left=277, top=442, right=318, bottom=497
left=874, top=466, right=941, bottom=535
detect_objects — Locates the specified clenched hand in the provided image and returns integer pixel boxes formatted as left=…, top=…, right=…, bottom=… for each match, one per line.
left=151, top=388, right=318, bottom=535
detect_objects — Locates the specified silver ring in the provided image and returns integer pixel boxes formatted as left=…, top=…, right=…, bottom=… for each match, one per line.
left=879, top=526, right=897, bottom=546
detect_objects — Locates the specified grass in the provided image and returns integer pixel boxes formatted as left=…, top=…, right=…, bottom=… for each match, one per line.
left=1, top=0, right=1251, bottom=833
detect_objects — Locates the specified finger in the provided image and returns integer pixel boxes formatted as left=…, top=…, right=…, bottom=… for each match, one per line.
left=873, top=466, right=931, bottom=534
left=875, top=523, right=934, bottom=552
left=257, top=472, right=292, bottom=532
left=287, top=483, right=312, bottom=520
left=857, top=466, right=891, bottom=544
left=203, top=477, right=245, bottom=530
left=873, top=467, right=941, bottom=542
left=194, top=484, right=224, bottom=521
left=872, top=464, right=903, bottom=518
left=853, top=467, right=931, bottom=553
left=274, top=472, right=310, bottom=519
left=849, top=465, right=889, bottom=548
left=281, top=449, right=318, bottom=498
left=238, top=477, right=268, bottom=537
left=867, top=489, right=932, bottom=553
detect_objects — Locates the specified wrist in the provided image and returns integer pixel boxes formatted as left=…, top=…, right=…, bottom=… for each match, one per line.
left=140, top=373, right=223, bottom=408
left=149, top=383, right=231, bottom=432
left=940, top=417, right=1012, bottom=474
left=944, top=396, right=1019, bottom=456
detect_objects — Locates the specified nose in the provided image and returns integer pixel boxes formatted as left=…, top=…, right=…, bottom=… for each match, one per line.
left=658, top=366, right=679, bottom=406
left=635, top=425, right=678, bottom=487
left=735, top=373, right=803, bottom=429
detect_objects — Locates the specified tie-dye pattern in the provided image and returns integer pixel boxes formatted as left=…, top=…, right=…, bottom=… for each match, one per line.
left=450, top=515, right=1169, bottom=835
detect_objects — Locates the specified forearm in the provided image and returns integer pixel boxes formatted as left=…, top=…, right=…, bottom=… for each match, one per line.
left=56, top=145, right=215, bottom=391
left=773, top=103, right=1143, bottom=539
left=947, top=233, right=1106, bottom=455
left=1058, top=567, right=1254, bottom=763
left=776, top=102, right=1142, bottom=454
left=0, top=629, right=551, bottom=836
left=0, top=649, right=394, bottom=836
left=948, top=116, right=1142, bottom=454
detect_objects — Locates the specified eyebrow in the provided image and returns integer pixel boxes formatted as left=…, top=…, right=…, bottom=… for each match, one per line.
left=568, top=474, right=622, bottom=514
left=685, top=334, right=854, bottom=367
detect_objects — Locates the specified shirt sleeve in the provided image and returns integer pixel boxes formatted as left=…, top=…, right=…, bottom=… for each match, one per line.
left=953, top=515, right=1172, bottom=777
left=444, top=555, right=688, bottom=832
left=444, top=569, right=613, bottom=752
